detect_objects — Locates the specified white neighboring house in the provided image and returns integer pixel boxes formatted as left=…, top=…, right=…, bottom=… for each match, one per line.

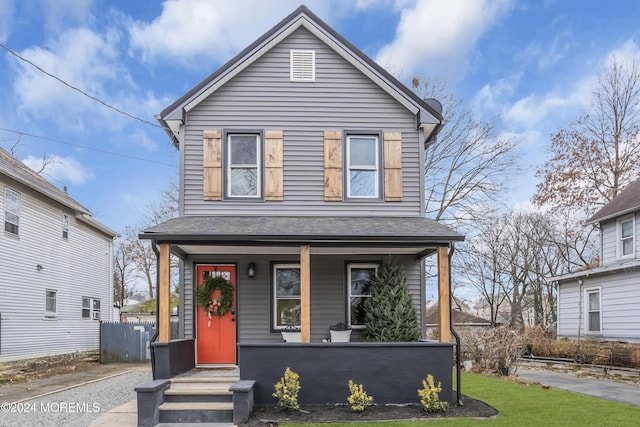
left=0, top=148, right=118, bottom=361
left=552, top=178, right=640, bottom=342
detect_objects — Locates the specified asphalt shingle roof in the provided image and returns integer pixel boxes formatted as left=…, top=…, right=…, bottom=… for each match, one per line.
left=0, top=147, right=90, bottom=214
left=588, top=177, right=640, bottom=223
left=140, top=216, right=464, bottom=244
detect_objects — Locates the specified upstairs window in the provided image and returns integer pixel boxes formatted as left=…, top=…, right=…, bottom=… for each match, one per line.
left=62, top=213, right=69, bottom=239
left=4, top=187, right=20, bottom=235
left=227, top=134, right=261, bottom=198
left=273, top=264, right=301, bottom=330
left=618, top=216, right=635, bottom=259
left=348, top=263, right=378, bottom=328
left=346, top=135, right=380, bottom=198
left=290, top=50, right=315, bottom=82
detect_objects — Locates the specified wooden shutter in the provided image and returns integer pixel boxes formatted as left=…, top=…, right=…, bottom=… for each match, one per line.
left=203, top=130, right=222, bottom=200
left=265, top=130, right=284, bottom=201
left=324, top=130, right=343, bottom=201
left=384, top=132, right=403, bottom=201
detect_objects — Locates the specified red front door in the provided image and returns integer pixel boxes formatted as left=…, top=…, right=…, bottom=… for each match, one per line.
left=196, top=264, right=236, bottom=364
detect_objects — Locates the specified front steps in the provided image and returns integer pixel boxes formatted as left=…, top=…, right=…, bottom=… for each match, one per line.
left=158, top=369, right=239, bottom=423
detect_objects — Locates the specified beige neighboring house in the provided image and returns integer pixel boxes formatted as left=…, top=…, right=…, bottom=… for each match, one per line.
left=0, top=148, right=118, bottom=361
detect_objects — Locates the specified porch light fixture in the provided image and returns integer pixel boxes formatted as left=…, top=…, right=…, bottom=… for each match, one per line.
left=36, top=264, right=44, bottom=271
left=247, top=262, right=256, bottom=278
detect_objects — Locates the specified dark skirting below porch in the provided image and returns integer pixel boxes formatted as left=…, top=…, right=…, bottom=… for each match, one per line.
left=151, top=339, right=195, bottom=379
left=238, top=341, right=455, bottom=405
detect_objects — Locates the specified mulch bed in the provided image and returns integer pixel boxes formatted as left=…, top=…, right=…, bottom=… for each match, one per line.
left=240, top=396, right=498, bottom=425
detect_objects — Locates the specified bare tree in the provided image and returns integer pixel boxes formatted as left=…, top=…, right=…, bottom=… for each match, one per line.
left=460, top=222, right=510, bottom=326
left=113, top=235, right=137, bottom=307
left=130, top=178, right=180, bottom=298
left=2, top=134, right=60, bottom=173
left=463, top=210, right=574, bottom=331
left=412, top=77, right=519, bottom=226
left=535, top=56, right=640, bottom=213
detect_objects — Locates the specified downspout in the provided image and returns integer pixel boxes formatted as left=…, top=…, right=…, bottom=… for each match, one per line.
left=150, top=240, right=160, bottom=380
left=448, top=242, right=463, bottom=406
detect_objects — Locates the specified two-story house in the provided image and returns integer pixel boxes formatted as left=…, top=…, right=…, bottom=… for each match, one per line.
left=0, top=148, right=117, bottom=362
left=138, top=6, right=463, bottom=417
left=553, top=178, right=640, bottom=342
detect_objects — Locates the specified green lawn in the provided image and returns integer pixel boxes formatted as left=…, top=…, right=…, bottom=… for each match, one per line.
left=283, top=372, right=640, bottom=427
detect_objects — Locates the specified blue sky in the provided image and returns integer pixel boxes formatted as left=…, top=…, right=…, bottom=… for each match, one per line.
left=1, top=0, right=639, bottom=233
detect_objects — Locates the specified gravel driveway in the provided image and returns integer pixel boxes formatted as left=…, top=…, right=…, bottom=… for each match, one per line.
left=0, top=368, right=151, bottom=427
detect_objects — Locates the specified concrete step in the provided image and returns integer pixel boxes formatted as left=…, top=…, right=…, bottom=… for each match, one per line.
left=164, top=382, right=233, bottom=403
left=171, top=376, right=240, bottom=384
left=159, top=401, right=233, bottom=423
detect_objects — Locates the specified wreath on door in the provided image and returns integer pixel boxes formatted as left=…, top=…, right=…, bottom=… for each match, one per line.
left=196, top=276, right=233, bottom=319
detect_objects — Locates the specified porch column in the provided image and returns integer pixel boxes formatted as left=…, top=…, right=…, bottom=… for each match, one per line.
left=437, top=246, right=451, bottom=342
left=158, top=243, right=171, bottom=342
left=300, top=245, right=311, bottom=343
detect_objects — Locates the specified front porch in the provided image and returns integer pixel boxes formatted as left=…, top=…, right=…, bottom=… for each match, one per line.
left=137, top=216, right=463, bottom=425
left=138, top=340, right=454, bottom=425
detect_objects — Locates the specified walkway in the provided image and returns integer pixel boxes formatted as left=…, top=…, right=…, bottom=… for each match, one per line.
left=517, top=367, right=640, bottom=407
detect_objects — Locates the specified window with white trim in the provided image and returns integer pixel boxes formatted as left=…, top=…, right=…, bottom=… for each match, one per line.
left=4, top=187, right=20, bottom=235
left=273, top=264, right=300, bottom=329
left=346, top=135, right=380, bottom=198
left=290, top=50, right=315, bottom=82
left=62, top=213, right=69, bottom=239
left=82, top=297, right=101, bottom=320
left=348, top=263, right=378, bottom=328
left=227, top=133, right=261, bottom=198
left=586, top=288, right=601, bottom=333
left=618, top=216, right=635, bottom=259
left=45, top=289, right=57, bottom=317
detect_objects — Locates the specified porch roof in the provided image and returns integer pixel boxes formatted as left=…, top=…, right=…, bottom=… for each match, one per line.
left=139, top=215, right=463, bottom=256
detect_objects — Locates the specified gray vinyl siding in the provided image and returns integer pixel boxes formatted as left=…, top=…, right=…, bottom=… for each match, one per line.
left=182, top=27, right=422, bottom=217
left=0, top=178, right=114, bottom=360
left=600, top=214, right=639, bottom=265
left=557, top=271, right=640, bottom=341
left=182, top=254, right=422, bottom=344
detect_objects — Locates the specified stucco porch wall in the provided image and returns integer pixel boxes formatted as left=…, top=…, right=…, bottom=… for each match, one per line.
left=238, top=341, right=454, bottom=404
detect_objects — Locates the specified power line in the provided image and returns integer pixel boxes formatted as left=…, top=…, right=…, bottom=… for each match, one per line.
left=0, top=127, right=178, bottom=168
left=0, top=42, right=164, bottom=129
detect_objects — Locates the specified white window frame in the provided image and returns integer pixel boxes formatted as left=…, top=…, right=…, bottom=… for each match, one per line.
left=45, top=289, right=57, bottom=317
left=585, top=287, right=601, bottom=334
left=617, top=215, right=635, bottom=259
left=226, top=133, right=262, bottom=198
left=346, top=135, right=380, bottom=198
left=62, top=213, right=69, bottom=240
left=82, top=297, right=101, bottom=320
left=290, top=49, right=315, bottom=82
left=272, top=263, right=301, bottom=330
left=4, top=186, right=20, bottom=236
left=347, top=263, right=378, bottom=329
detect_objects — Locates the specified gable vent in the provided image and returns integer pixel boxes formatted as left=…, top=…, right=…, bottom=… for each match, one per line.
left=290, top=50, right=315, bottom=82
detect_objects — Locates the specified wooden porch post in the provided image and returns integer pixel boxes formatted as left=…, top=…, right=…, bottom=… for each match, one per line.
left=437, top=246, right=451, bottom=342
left=158, top=243, right=171, bottom=342
left=300, top=245, right=311, bottom=343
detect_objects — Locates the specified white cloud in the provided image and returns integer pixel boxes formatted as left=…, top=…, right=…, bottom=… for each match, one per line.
left=23, top=154, right=94, bottom=185
left=41, top=0, right=95, bottom=33
left=127, top=0, right=338, bottom=66
left=375, top=0, right=513, bottom=80
left=0, top=0, right=15, bottom=42
left=11, top=27, right=126, bottom=130
left=473, top=73, right=522, bottom=112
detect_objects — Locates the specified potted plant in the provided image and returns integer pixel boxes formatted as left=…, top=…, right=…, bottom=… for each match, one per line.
left=281, top=324, right=301, bottom=342
left=329, top=323, right=352, bottom=342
